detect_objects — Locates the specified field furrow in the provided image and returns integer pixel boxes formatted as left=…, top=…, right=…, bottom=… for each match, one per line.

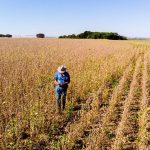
left=146, top=52, right=150, bottom=149
left=112, top=57, right=142, bottom=150
left=71, top=50, right=140, bottom=150
left=138, top=53, right=149, bottom=150
left=84, top=55, right=139, bottom=150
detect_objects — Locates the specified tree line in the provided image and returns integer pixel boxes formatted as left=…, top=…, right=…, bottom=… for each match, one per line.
left=59, top=31, right=127, bottom=40
left=0, top=34, right=12, bottom=38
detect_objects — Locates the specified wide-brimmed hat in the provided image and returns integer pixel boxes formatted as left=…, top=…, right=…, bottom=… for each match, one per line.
left=58, top=65, right=67, bottom=73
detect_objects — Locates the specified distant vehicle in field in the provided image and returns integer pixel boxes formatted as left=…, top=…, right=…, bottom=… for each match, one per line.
left=36, top=33, right=45, bottom=38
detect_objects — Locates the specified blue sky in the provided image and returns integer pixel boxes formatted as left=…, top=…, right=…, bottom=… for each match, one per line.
left=0, top=0, right=150, bottom=37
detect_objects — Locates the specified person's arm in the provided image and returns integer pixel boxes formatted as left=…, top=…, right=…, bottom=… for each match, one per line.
left=65, top=72, right=70, bottom=84
left=54, top=80, right=59, bottom=86
left=54, top=73, right=59, bottom=86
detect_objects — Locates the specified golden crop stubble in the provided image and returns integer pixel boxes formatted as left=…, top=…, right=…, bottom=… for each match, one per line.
left=85, top=57, right=134, bottom=150
left=138, top=53, right=149, bottom=150
left=0, top=39, right=139, bottom=148
left=112, top=56, right=142, bottom=150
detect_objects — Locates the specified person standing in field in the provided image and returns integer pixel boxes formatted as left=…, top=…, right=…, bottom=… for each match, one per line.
left=54, top=65, right=70, bottom=113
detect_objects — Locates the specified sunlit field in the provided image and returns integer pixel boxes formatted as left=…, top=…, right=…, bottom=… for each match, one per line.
left=0, top=38, right=150, bottom=149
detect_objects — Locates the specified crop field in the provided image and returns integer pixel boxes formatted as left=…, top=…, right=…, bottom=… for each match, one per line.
left=0, top=38, right=150, bottom=150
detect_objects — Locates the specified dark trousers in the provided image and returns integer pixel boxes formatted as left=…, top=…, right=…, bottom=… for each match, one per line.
left=56, top=86, right=67, bottom=111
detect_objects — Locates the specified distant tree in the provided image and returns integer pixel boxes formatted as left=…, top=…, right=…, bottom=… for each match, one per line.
left=59, top=35, right=67, bottom=38
left=59, top=31, right=127, bottom=40
left=0, top=34, right=5, bottom=37
left=68, top=34, right=76, bottom=38
left=77, top=31, right=92, bottom=39
left=5, top=34, right=12, bottom=38
left=36, top=33, right=45, bottom=38
left=119, top=36, right=127, bottom=40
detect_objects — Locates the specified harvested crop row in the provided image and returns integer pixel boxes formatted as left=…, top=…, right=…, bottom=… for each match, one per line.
left=112, top=56, right=142, bottom=150
left=51, top=95, right=100, bottom=150
left=146, top=52, right=150, bottom=150
left=84, top=55, right=138, bottom=150
left=70, top=47, right=141, bottom=150
left=138, top=53, right=149, bottom=150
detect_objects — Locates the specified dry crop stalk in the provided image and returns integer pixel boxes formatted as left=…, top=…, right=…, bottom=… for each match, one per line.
left=112, top=57, right=142, bottom=150
left=138, top=53, right=148, bottom=149
left=85, top=59, right=134, bottom=150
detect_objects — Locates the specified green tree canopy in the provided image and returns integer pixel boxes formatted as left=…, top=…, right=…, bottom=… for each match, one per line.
left=59, top=31, right=127, bottom=40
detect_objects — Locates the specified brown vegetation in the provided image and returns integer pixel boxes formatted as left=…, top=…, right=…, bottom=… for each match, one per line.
left=0, top=39, right=150, bottom=149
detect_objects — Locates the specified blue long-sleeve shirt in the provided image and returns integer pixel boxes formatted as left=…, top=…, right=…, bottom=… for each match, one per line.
left=54, top=72, right=70, bottom=88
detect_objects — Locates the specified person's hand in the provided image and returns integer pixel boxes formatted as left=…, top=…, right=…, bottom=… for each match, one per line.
left=54, top=81, right=59, bottom=86
left=56, top=82, right=60, bottom=86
